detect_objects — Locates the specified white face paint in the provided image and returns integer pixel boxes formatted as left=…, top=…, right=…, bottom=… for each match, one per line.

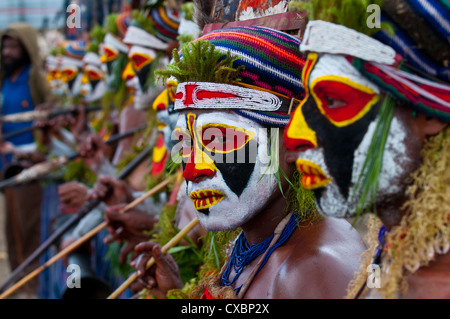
left=174, top=110, right=278, bottom=231
left=309, top=54, right=380, bottom=94
left=80, top=63, right=107, bottom=103
left=306, top=116, right=411, bottom=218
left=288, top=53, right=413, bottom=218
left=126, top=45, right=166, bottom=110
left=60, top=57, right=84, bottom=97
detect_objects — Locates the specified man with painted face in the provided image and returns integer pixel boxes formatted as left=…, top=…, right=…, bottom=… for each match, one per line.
left=285, top=0, right=450, bottom=299
left=58, top=40, right=86, bottom=101
left=132, top=25, right=365, bottom=299
left=80, top=52, right=107, bottom=105
left=121, top=5, right=180, bottom=111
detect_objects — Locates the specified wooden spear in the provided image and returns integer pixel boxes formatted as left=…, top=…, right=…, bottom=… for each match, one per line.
left=0, top=105, right=101, bottom=123
left=0, top=176, right=175, bottom=299
left=107, top=217, right=200, bottom=299
left=0, top=123, right=148, bottom=190
left=0, top=139, right=155, bottom=294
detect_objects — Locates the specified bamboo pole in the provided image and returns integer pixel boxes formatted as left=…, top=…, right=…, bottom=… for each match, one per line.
left=107, top=217, right=200, bottom=299
left=0, top=176, right=175, bottom=299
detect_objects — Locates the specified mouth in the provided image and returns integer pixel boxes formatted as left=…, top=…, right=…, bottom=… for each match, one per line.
left=296, top=159, right=331, bottom=190
left=189, top=189, right=225, bottom=210
left=157, top=120, right=167, bottom=130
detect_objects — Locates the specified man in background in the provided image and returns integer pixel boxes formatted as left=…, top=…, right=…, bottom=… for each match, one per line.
left=0, top=22, right=51, bottom=297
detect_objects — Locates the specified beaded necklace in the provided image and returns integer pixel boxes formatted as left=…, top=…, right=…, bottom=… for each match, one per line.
left=221, top=211, right=302, bottom=296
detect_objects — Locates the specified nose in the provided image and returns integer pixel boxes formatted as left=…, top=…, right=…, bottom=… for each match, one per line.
left=121, top=60, right=135, bottom=81
left=182, top=134, right=217, bottom=183
left=284, top=102, right=318, bottom=152
left=81, top=72, right=89, bottom=84
left=182, top=145, right=217, bottom=183
left=152, top=89, right=168, bottom=112
left=100, top=54, right=108, bottom=64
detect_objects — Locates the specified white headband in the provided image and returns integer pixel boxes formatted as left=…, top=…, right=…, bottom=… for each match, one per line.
left=123, top=26, right=169, bottom=51
left=128, top=45, right=157, bottom=60
left=174, top=82, right=283, bottom=112
left=61, top=56, right=84, bottom=68
left=103, top=33, right=129, bottom=53
left=83, top=52, right=102, bottom=66
left=300, top=20, right=397, bottom=65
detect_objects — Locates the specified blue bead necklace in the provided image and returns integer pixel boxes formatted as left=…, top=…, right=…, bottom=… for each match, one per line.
left=221, top=211, right=302, bottom=295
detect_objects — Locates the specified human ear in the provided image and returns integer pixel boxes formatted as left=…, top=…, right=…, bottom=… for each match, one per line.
left=422, top=118, right=447, bottom=136
left=415, top=112, right=447, bottom=137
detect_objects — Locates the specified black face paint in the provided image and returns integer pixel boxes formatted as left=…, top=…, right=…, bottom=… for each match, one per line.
left=214, top=139, right=257, bottom=197
left=136, top=63, right=151, bottom=91
left=302, top=95, right=380, bottom=198
left=68, top=73, right=79, bottom=91
left=90, top=79, right=100, bottom=91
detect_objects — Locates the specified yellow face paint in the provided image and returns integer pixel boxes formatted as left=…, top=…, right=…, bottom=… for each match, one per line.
left=296, top=159, right=331, bottom=190
left=177, top=113, right=218, bottom=182
left=189, top=189, right=225, bottom=210
left=199, top=124, right=255, bottom=154
left=310, top=75, right=379, bottom=127
left=121, top=60, right=136, bottom=81
left=130, top=52, right=154, bottom=72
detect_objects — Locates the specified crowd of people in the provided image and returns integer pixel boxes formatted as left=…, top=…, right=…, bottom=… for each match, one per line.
left=0, top=0, right=448, bottom=301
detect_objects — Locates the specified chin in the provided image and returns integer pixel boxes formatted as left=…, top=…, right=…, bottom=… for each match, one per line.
left=314, top=185, right=357, bottom=218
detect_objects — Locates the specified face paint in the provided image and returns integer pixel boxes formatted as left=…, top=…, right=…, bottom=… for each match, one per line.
left=151, top=81, right=180, bottom=177
left=59, top=56, right=84, bottom=97
left=125, top=45, right=165, bottom=110
left=308, top=54, right=380, bottom=127
left=174, top=110, right=277, bottom=231
left=100, top=33, right=129, bottom=91
left=285, top=52, right=414, bottom=217
left=45, top=56, right=63, bottom=94
left=80, top=64, right=107, bottom=102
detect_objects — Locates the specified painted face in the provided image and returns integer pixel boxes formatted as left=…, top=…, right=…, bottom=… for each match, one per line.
left=285, top=53, right=415, bottom=217
left=60, top=56, right=84, bottom=97
left=124, top=45, right=166, bottom=110
left=150, top=81, right=178, bottom=176
left=174, top=110, right=277, bottom=231
left=45, top=56, right=63, bottom=95
left=100, top=33, right=129, bottom=91
left=80, top=62, right=107, bottom=103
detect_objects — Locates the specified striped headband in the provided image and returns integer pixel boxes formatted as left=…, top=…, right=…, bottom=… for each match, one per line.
left=150, top=7, right=180, bottom=43
left=175, top=26, right=306, bottom=127
left=63, top=40, right=86, bottom=60
left=301, top=20, right=450, bottom=123
left=116, top=12, right=131, bottom=39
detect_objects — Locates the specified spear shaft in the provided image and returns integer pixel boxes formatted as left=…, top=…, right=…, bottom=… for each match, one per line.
left=0, top=123, right=149, bottom=190
left=0, top=141, right=154, bottom=294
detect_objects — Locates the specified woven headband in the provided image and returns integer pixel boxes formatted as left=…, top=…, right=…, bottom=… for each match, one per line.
left=174, top=82, right=295, bottom=113
left=171, top=25, right=305, bottom=127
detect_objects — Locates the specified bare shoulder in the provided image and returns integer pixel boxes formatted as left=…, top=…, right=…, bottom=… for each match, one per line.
left=272, top=217, right=366, bottom=298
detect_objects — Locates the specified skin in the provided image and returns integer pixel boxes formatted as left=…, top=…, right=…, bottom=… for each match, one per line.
left=1, top=36, right=27, bottom=81
left=133, top=111, right=366, bottom=299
